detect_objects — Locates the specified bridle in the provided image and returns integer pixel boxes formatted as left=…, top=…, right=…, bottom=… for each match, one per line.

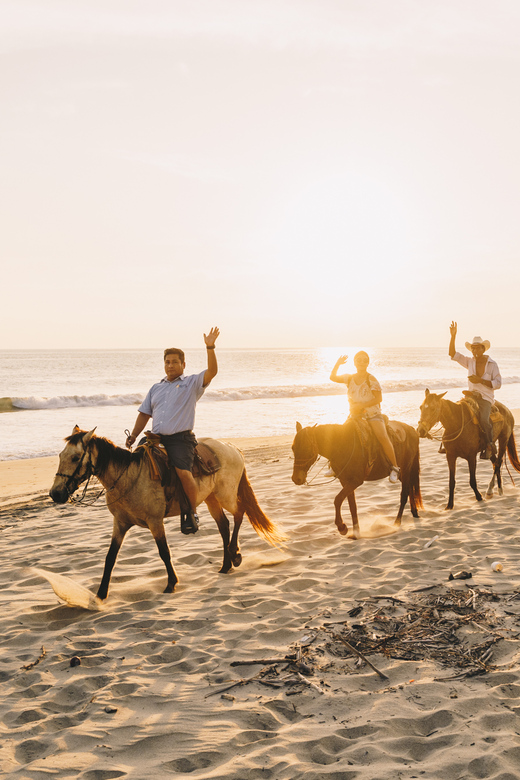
left=292, top=428, right=319, bottom=473
left=54, top=444, right=95, bottom=497
left=419, top=399, right=472, bottom=444
left=54, top=435, right=136, bottom=505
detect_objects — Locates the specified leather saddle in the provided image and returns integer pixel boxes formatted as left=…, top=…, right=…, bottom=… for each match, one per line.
left=137, top=432, right=221, bottom=507
left=460, top=391, right=504, bottom=439
left=349, top=415, right=404, bottom=477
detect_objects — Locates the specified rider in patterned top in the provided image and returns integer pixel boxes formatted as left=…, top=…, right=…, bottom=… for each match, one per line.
left=330, top=351, right=400, bottom=484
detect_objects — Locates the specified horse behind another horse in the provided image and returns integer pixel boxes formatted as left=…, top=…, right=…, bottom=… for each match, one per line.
left=417, top=389, right=520, bottom=509
left=291, top=419, right=422, bottom=537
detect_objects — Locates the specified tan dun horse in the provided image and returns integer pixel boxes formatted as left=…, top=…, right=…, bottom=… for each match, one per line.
left=291, top=420, right=422, bottom=537
left=50, top=426, right=284, bottom=599
left=417, top=389, right=520, bottom=509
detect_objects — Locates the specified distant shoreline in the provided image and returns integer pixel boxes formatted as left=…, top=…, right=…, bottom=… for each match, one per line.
left=0, top=435, right=294, bottom=507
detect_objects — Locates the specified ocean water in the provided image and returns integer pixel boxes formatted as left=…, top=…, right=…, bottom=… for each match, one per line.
left=2, top=347, right=520, bottom=461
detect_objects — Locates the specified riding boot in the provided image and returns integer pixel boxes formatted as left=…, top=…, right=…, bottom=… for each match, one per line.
left=176, top=481, right=200, bottom=534
left=181, top=511, right=200, bottom=535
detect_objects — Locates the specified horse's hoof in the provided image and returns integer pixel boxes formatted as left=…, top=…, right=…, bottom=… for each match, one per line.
left=232, top=553, right=242, bottom=567
left=445, top=504, right=453, bottom=511
left=498, top=488, right=504, bottom=496
left=351, top=529, right=361, bottom=540
left=336, top=524, right=348, bottom=536
left=486, top=491, right=493, bottom=498
left=163, top=583, right=176, bottom=593
left=96, top=589, right=108, bottom=600
left=218, top=564, right=232, bottom=574
left=476, top=494, right=483, bottom=502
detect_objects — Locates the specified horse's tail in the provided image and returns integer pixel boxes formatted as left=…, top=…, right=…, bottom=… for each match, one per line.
left=408, top=444, right=423, bottom=512
left=506, top=431, right=520, bottom=473
left=237, top=470, right=286, bottom=547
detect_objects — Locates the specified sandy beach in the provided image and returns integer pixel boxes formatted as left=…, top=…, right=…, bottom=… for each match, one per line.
left=2, top=431, right=520, bottom=779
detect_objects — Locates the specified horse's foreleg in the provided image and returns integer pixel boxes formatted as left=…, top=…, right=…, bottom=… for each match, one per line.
left=205, top=494, right=234, bottom=574
left=468, top=456, right=483, bottom=504
left=97, top=524, right=129, bottom=600
left=153, top=531, right=178, bottom=593
left=334, top=485, right=359, bottom=537
left=445, top=454, right=457, bottom=510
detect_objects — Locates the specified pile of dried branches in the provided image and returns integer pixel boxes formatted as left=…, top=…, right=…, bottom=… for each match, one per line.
left=324, top=586, right=511, bottom=681
left=208, top=585, right=520, bottom=698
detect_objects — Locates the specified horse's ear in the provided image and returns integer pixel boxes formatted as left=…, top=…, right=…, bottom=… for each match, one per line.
left=296, top=421, right=302, bottom=433
left=72, top=424, right=81, bottom=434
left=425, top=388, right=430, bottom=397
left=83, top=427, right=97, bottom=445
left=439, top=391, right=447, bottom=399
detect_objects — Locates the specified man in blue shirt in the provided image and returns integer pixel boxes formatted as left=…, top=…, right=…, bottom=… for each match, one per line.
left=126, top=327, right=220, bottom=534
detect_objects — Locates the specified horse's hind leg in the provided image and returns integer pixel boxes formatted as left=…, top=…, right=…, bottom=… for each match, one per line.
left=205, top=493, right=235, bottom=574
left=395, top=478, right=410, bottom=526
left=230, top=513, right=243, bottom=567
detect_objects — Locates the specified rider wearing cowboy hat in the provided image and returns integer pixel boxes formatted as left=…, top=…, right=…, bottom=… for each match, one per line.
left=449, top=322, right=502, bottom=459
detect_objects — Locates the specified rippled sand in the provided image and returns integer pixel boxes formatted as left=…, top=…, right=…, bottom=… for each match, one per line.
left=1, top=434, right=520, bottom=779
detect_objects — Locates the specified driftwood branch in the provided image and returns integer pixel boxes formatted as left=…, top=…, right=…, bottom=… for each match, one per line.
left=335, top=634, right=389, bottom=681
left=230, top=657, right=293, bottom=667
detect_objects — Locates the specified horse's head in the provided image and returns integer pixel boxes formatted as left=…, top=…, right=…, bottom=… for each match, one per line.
left=49, top=426, right=97, bottom=504
left=291, top=422, right=318, bottom=485
left=417, top=389, right=446, bottom=438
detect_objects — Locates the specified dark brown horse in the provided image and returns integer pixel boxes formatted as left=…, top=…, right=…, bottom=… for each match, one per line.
left=291, top=420, right=422, bottom=537
left=417, top=390, right=520, bottom=509
left=50, top=427, right=284, bottom=599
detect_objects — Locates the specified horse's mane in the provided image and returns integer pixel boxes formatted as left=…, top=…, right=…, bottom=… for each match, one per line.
left=65, top=431, right=145, bottom=478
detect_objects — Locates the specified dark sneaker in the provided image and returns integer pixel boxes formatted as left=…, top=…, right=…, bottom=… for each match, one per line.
left=480, top=444, right=495, bottom=460
left=389, top=466, right=400, bottom=484
left=181, top=512, right=200, bottom=535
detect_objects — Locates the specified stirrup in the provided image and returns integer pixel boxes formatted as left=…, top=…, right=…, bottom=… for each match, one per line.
left=181, top=512, right=199, bottom=535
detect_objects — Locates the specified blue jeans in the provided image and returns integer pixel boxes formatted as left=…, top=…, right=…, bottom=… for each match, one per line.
left=475, top=396, right=493, bottom=445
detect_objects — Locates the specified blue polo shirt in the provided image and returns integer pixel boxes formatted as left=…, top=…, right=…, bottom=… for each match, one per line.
left=138, top=371, right=206, bottom=434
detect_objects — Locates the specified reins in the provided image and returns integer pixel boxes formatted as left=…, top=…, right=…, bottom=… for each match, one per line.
left=421, top=401, right=473, bottom=444
left=56, top=437, right=135, bottom=506
left=295, top=425, right=359, bottom=486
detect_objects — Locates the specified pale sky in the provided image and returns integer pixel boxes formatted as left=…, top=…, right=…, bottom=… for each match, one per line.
left=1, top=0, right=519, bottom=349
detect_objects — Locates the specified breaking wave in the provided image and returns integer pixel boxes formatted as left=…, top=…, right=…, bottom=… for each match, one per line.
left=2, top=375, right=520, bottom=414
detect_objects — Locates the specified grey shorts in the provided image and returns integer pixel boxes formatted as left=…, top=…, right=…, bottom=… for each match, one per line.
left=161, top=431, right=198, bottom=471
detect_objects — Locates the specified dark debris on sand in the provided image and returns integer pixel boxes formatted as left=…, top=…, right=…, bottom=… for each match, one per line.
left=212, top=585, right=520, bottom=697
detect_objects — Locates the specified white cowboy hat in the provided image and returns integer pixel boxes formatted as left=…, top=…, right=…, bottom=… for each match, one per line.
left=465, top=336, right=490, bottom=351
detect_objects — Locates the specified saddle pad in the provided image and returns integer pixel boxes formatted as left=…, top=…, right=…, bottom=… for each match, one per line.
left=193, top=442, right=221, bottom=477
left=460, top=397, right=503, bottom=427
left=387, top=420, right=407, bottom=444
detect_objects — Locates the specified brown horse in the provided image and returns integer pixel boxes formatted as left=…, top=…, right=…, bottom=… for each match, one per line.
left=50, top=426, right=284, bottom=599
left=417, top=390, right=520, bottom=509
left=291, top=420, right=422, bottom=537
